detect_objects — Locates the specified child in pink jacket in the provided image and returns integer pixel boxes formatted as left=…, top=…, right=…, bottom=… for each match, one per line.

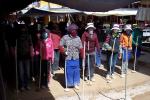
left=40, top=29, right=54, bottom=88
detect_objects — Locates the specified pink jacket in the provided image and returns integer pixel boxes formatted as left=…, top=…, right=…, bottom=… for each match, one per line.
left=41, top=37, right=54, bottom=63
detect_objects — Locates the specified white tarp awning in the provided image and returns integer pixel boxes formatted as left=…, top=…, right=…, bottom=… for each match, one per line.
left=40, top=6, right=81, bottom=13
left=22, top=1, right=138, bottom=16
left=22, top=1, right=82, bottom=15
left=45, top=0, right=139, bottom=12
left=84, top=8, right=138, bottom=16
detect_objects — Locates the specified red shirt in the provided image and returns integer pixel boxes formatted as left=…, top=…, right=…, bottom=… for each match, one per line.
left=81, top=32, right=100, bottom=53
left=51, top=33, right=61, bottom=49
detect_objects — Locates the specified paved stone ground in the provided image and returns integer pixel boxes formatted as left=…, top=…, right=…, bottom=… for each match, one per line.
left=56, top=80, right=150, bottom=100
left=15, top=51, right=150, bottom=100
left=133, top=91, right=150, bottom=100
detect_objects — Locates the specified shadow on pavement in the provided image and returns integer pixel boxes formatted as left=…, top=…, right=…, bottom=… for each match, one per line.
left=6, top=83, right=55, bottom=100
left=53, top=73, right=65, bottom=88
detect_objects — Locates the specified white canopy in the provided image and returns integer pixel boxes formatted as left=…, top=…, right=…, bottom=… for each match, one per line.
left=45, top=0, right=139, bottom=12
left=84, top=8, right=138, bottom=16
left=40, top=6, right=81, bottom=13
left=22, top=1, right=138, bottom=17
left=22, top=1, right=82, bottom=15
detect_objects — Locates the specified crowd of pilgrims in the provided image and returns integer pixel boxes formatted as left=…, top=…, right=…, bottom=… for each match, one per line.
left=0, top=16, right=143, bottom=91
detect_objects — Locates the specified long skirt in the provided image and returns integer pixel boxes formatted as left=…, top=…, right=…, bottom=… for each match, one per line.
left=66, top=59, right=80, bottom=87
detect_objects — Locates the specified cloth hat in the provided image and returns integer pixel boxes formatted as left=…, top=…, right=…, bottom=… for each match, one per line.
left=103, top=24, right=110, bottom=28
left=67, top=23, right=78, bottom=31
left=17, top=21, right=25, bottom=25
left=85, top=22, right=96, bottom=30
left=124, top=24, right=132, bottom=31
left=111, top=24, right=120, bottom=30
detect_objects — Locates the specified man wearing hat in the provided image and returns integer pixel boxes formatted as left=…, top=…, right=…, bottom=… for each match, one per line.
left=81, top=22, right=100, bottom=82
left=104, top=24, right=122, bottom=80
left=59, top=23, right=83, bottom=90
left=120, top=24, right=132, bottom=77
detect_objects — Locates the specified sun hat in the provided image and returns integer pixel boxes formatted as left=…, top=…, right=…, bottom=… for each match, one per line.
left=85, top=22, right=96, bottom=30
left=124, top=24, right=132, bottom=31
left=111, top=24, right=120, bottom=30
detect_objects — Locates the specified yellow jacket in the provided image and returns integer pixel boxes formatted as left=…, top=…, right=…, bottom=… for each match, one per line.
left=120, top=33, right=132, bottom=50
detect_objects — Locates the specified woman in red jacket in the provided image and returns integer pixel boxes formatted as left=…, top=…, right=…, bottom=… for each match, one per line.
left=81, top=22, right=100, bottom=82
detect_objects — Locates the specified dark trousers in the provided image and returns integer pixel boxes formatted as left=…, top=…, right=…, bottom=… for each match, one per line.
left=41, top=60, right=50, bottom=87
left=85, top=54, right=95, bottom=79
left=33, top=55, right=40, bottom=85
left=18, top=59, right=30, bottom=88
left=132, top=45, right=141, bottom=58
left=51, top=49, right=60, bottom=74
left=0, top=65, right=6, bottom=100
left=106, top=51, right=118, bottom=75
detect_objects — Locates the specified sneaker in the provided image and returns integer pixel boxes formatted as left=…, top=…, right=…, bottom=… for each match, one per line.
left=84, top=77, right=88, bottom=81
left=111, top=74, right=116, bottom=79
left=120, top=74, right=125, bottom=78
left=51, top=73, right=55, bottom=77
left=32, top=77, right=35, bottom=82
left=100, top=64, right=104, bottom=68
left=53, top=71, right=56, bottom=75
left=97, top=64, right=104, bottom=69
left=64, top=88, right=70, bottom=92
left=74, top=85, right=79, bottom=90
left=106, top=74, right=110, bottom=80
left=91, top=78, right=96, bottom=82
left=52, top=72, right=56, bottom=78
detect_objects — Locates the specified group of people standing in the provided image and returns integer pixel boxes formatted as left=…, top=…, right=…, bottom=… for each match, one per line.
left=13, top=19, right=143, bottom=91
left=59, top=22, right=143, bottom=90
